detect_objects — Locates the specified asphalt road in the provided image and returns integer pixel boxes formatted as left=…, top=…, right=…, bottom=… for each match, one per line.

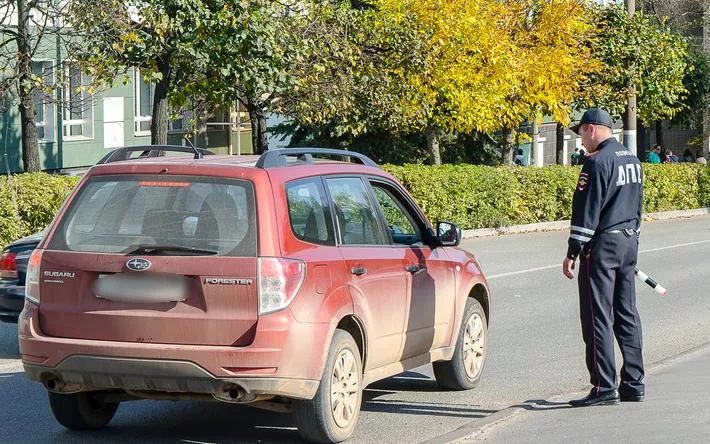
left=1, top=215, right=709, bottom=443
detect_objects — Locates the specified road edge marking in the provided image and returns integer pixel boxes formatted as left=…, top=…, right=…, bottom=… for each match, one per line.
left=486, top=239, right=710, bottom=280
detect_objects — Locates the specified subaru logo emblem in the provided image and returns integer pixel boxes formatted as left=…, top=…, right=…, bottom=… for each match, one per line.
left=126, top=258, right=152, bottom=272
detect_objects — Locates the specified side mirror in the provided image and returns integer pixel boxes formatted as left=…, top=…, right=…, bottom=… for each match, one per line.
left=436, top=221, right=461, bottom=247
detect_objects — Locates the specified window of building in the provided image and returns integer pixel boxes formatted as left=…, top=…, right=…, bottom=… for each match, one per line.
left=169, top=112, right=184, bottom=132
left=134, top=68, right=153, bottom=136
left=63, top=63, right=93, bottom=139
left=31, top=60, right=54, bottom=142
left=205, top=106, right=232, bottom=132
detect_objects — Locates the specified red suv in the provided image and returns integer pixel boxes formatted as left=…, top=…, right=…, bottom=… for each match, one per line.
left=19, top=146, right=490, bottom=443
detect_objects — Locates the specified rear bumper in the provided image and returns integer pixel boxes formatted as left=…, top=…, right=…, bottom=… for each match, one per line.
left=24, top=356, right=319, bottom=401
left=19, top=304, right=333, bottom=400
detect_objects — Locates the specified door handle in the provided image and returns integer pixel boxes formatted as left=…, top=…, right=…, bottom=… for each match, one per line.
left=406, top=264, right=422, bottom=273
left=351, top=267, right=367, bottom=276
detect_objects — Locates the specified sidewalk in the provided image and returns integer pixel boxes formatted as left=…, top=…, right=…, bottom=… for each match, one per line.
left=456, top=344, right=710, bottom=443
left=461, top=207, right=710, bottom=239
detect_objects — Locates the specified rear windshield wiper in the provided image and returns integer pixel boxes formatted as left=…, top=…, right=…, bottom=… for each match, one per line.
left=125, top=245, right=219, bottom=256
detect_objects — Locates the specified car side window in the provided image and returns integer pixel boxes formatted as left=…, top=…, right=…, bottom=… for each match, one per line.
left=286, top=178, right=335, bottom=245
left=370, top=182, right=422, bottom=246
left=325, top=177, right=388, bottom=246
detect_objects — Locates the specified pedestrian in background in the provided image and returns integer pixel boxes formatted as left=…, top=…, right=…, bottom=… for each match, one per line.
left=663, top=150, right=678, bottom=163
left=646, top=145, right=661, bottom=164
left=563, top=108, right=646, bottom=407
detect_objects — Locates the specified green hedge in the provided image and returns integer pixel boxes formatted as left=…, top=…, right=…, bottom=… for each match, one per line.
left=384, top=164, right=710, bottom=230
left=1, top=165, right=708, bottom=248
left=0, top=173, right=80, bottom=247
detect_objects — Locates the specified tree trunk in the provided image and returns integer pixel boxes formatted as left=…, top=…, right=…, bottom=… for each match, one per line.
left=502, top=127, right=516, bottom=164
left=655, top=121, right=663, bottom=150
left=17, top=0, right=41, bottom=172
left=425, top=127, right=441, bottom=165
left=556, top=122, right=565, bottom=165
left=150, top=62, right=171, bottom=145
left=258, top=113, right=268, bottom=152
left=637, top=120, right=649, bottom=162
left=247, top=104, right=268, bottom=155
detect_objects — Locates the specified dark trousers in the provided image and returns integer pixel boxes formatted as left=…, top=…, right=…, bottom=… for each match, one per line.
left=578, top=232, right=645, bottom=395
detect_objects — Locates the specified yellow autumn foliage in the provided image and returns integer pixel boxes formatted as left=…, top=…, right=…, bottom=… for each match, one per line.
left=374, top=0, right=597, bottom=133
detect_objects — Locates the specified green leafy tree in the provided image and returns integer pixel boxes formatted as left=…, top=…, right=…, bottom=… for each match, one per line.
left=1, top=0, right=69, bottom=172
left=672, top=45, right=710, bottom=129
left=580, top=4, right=689, bottom=124
left=67, top=0, right=215, bottom=145
left=281, top=0, right=595, bottom=165
left=179, top=0, right=314, bottom=154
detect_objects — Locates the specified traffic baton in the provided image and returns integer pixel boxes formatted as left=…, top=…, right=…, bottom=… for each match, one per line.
left=634, top=268, right=667, bottom=296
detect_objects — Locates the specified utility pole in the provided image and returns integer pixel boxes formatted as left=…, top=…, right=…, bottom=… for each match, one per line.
left=624, top=0, right=637, bottom=156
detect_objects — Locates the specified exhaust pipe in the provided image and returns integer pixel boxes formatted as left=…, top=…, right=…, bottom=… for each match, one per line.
left=228, top=386, right=245, bottom=400
left=41, top=374, right=65, bottom=392
left=213, top=383, right=259, bottom=403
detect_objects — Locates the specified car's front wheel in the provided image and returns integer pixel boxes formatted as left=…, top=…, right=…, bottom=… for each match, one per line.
left=48, top=391, right=119, bottom=429
left=293, top=329, right=362, bottom=443
left=433, top=298, right=487, bottom=390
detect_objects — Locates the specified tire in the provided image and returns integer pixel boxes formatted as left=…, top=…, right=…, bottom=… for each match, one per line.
left=433, top=298, right=488, bottom=390
left=293, top=329, right=362, bottom=443
left=48, top=391, right=119, bottom=430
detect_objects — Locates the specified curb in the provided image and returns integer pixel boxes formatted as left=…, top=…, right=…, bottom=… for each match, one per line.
left=0, top=360, right=23, bottom=372
left=461, top=207, right=710, bottom=240
left=423, top=341, right=710, bottom=444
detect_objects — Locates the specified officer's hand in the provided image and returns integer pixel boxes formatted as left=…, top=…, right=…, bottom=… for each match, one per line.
left=562, top=257, right=576, bottom=279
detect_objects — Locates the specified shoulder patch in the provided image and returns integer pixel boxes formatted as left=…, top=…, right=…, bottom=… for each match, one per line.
left=577, top=172, right=589, bottom=191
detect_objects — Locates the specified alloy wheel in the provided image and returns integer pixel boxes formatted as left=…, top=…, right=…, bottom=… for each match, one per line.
left=330, top=348, right=359, bottom=428
left=463, top=313, right=486, bottom=378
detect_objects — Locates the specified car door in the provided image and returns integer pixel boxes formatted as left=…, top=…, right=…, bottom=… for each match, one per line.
left=367, top=178, right=457, bottom=360
left=325, top=176, right=408, bottom=371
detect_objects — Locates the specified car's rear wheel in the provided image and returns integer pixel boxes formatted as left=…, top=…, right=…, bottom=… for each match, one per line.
left=433, top=298, right=487, bottom=390
left=293, top=329, right=362, bottom=443
left=48, top=391, right=119, bottom=429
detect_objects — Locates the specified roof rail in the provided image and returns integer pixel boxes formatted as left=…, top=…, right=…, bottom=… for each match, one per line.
left=97, top=145, right=215, bottom=164
left=255, top=148, right=378, bottom=169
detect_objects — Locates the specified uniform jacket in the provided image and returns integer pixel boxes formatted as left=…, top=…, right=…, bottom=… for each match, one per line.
left=567, top=138, right=643, bottom=260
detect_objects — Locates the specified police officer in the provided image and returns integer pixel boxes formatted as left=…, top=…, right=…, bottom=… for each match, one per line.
left=562, top=108, right=645, bottom=407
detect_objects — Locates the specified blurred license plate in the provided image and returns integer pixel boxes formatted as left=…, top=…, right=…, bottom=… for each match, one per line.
left=94, top=274, right=187, bottom=303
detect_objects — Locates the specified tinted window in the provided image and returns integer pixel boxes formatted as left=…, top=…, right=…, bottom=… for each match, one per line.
left=286, top=178, right=335, bottom=245
left=325, top=177, right=387, bottom=246
left=371, top=184, right=421, bottom=245
left=49, top=175, right=256, bottom=257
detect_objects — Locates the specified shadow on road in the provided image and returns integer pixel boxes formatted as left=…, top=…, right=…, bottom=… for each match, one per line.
left=368, top=370, right=442, bottom=392
left=363, top=371, right=497, bottom=419
left=514, top=399, right=575, bottom=411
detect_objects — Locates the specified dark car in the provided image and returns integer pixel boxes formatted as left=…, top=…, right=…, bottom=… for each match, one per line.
left=0, top=231, right=43, bottom=322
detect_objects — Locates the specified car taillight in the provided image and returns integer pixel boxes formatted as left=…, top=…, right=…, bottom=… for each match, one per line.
left=257, top=257, right=305, bottom=315
left=0, top=252, right=18, bottom=279
left=25, top=249, right=43, bottom=305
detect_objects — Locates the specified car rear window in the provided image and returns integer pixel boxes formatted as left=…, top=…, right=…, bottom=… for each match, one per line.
left=48, top=175, right=256, bottom=257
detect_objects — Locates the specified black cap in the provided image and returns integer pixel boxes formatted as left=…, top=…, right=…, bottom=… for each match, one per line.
left=570, top=108, right=614, bottom=134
